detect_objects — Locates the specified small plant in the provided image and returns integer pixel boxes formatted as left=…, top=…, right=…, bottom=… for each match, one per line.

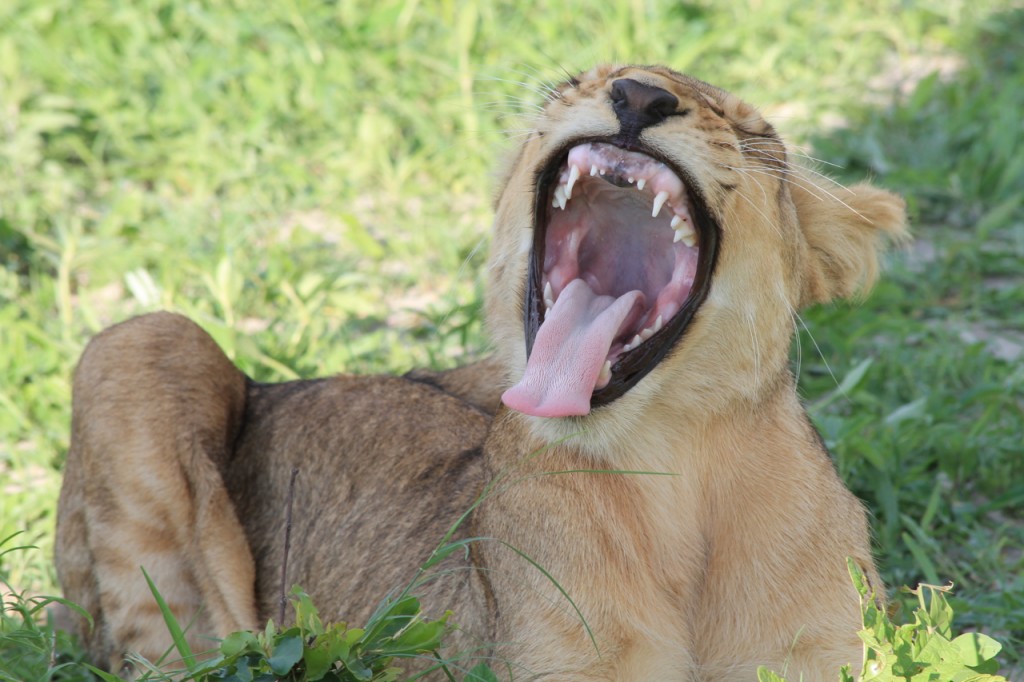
left=0, top=533, right=96, bottom=682
left=81, top=583, right=496, bottom=682
left=757, top=559, right=1007, bottom=682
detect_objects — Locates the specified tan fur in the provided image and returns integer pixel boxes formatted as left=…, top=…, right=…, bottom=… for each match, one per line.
left=57, top=65, right=906, bottom=680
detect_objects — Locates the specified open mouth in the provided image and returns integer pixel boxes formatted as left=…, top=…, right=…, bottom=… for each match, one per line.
left=501, top=140, right=720, bottom=417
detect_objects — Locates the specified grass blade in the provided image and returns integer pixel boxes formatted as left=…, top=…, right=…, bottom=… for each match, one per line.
left=140, top=566, right=196, bottom=673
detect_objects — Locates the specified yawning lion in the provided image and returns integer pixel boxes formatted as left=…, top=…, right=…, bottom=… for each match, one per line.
left=57, top=64, right=907, bottom=680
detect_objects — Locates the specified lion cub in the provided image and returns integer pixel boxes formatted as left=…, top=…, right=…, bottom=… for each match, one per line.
left=57, top=65, right=906, bottom=680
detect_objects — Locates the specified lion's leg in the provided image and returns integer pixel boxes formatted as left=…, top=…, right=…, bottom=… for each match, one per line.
left=56, top=312, right=258, bottom=673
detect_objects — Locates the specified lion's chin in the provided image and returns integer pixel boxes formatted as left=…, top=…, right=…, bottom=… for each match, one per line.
left=503, top=140, right=718, bottom=418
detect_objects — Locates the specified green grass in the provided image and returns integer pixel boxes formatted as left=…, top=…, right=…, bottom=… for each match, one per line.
left=1, top=0, right=1022, bottom=676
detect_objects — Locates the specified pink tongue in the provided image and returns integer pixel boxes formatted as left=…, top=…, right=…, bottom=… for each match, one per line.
left=502, top=279, right=643, bottom=417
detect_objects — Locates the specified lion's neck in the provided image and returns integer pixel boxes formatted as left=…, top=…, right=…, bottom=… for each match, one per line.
left=495, top=370, right=810, bottom=476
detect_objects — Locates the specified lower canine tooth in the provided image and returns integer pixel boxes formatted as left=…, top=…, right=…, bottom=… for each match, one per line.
left=554, top=185, right=567, bottom=210
left=674, top=223, right=697, bottom=246
left=653, top=315, right=663, bottom=332
left=631, top=334, right=642, bottom=348
left=640, top=327, right=655, bottom=341
left=670, top=215, right=682, bottom=228
left=652, top=191, right=669, bottom=217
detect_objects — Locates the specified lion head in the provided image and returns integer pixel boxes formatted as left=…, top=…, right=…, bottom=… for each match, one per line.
left=486, top=65, right=906, bottom=448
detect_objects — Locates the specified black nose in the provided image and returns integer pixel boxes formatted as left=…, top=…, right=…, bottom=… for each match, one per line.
left=610, top=79, right=679, bottom=133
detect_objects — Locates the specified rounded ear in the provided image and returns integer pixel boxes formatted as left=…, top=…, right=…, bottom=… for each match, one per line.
left=794, top=174, right=909, bottom=307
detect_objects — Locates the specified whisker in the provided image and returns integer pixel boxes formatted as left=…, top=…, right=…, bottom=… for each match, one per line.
left=740, top=140, right=845, bottom=169
left=740, top=147, right=853, bottom=193
left=746, top=304, right=761, bottom=391
left=504, top=65, right=563, bottom=93
left=723, top=166, right=772, bottom=206
left=726, top=176, right=778, bottom=233
left=474, top=76, right=556, bottom=100
left=796, top=312, right=841, bottom=392
left=733, top=163, right=867, bottom=221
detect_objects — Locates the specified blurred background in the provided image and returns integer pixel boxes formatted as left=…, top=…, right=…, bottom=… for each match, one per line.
left=1, top=0, right=1022, bottom=670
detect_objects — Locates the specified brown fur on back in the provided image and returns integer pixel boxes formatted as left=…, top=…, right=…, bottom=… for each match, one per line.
left=57, top=64, right=906, bottom=680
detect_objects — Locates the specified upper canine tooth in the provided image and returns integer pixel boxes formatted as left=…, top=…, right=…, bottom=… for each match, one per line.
left=566, top=165, right=580, bottom=198
left=637, top=178, right=646, bottom=190
left=544, top=282, right=555, bottom=310
left=598, top=360, right=612, bottom=386
left=652, top=191, right=669, bottom=217
left=590, top=164, right=599, bottom=176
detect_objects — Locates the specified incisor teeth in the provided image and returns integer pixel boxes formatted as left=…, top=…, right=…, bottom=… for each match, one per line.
left=598, top=360, right=611, bottom=386
left=652, top=191, right=669, bottom=217
left=628, top=176, right=634, bottom=184
left=566, top=164, right=580, bottom=199
left=544, top=282, right=555, bottom=310
left=590, top=164, right=599, bottom=176
left=636, top=178, right=646, bottom=190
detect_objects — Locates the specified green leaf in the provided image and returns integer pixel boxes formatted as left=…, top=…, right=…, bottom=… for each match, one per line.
left=884, top=397, right=927, bottom=426
left=343, top=655, right=374, bottom=681
left=340, top=213, right=385, bottom=259
left=380, top=619, right=446, bottom=654
left=464, top=663, right=500, bottom=682
left=756, top=667, right=788, bottom=682
left=950, top=632, right=1002, bottom=667
left=362, top=595, right=421, bottom=645
left=221, top=630, right=260, bottom=657
left=847, top=557, right=869, bottom=598
left=268, top=635, right=303, bottom=675
left=304, top=624, right=352, bottom=680
left=84, top=665, right=124, bottom=682
left=292, top=585, right=327, bottom=636
left=975, top=193, right=1023, bottom=237
left=921, top=584, right=954, bottom=639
